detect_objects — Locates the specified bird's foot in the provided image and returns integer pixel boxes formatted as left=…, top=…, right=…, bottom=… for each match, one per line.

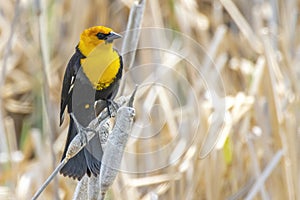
left=70, top=113, right=97, bottom=145
left=106, top=99, right=119, bottom=118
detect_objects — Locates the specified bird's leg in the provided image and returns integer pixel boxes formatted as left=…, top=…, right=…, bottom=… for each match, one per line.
left=105, top=100, right=111, bottom=117
left=94, top=100, right=106, bottom=117
left=70, top=113, right=97, bottom=145
left=94, top=99, right=119, bottom=119
left=106, top=99, right=119, bottom=117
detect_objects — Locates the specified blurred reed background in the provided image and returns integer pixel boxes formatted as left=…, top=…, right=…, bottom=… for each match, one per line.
left=0, top=0, right=300, bottom=199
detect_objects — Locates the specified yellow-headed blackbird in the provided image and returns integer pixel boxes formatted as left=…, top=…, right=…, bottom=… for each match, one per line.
left=59, top=26, right=122, bottom=180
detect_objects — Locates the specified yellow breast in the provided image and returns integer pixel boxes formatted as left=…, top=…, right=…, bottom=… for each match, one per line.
left=80, top=43, right=120, bottom=90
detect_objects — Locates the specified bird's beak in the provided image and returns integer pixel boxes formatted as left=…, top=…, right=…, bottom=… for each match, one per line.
left=106, top=31, right=122, bottom=43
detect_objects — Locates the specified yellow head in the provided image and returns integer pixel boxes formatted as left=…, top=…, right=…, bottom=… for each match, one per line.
left=78, top=26, right=122, bottom=56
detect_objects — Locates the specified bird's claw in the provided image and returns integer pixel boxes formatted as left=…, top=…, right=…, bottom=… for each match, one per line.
left=106, top=99, right=118, bottom=117
left=70, top=113, right=97, bottom=145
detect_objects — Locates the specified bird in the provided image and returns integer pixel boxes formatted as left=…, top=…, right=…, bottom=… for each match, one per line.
left=59, top=26, right=123, bottom=180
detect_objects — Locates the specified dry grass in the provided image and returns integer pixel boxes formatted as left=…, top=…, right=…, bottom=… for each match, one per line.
left=0, top=0, right=300, bottom=199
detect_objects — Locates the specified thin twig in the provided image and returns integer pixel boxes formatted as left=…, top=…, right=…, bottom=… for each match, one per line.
left=31, top=160, right=67, bottom=200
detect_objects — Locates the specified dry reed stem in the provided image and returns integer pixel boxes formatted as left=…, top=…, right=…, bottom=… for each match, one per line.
left=245, top=150, right=284, bottom=200
left=121, top=0, right=146, bottom=70
left=0, top=0, right=21, bottom=166
left=0, top=0, right=299, bottom=199
left=220, top=0, right=263, bottom=54
left=35, top=0, right=60, bottom=198
left=119, top=0, right=146, bottom=97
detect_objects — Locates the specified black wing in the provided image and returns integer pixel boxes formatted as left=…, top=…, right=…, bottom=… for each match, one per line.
left=59, top=50, right=82, bottom=125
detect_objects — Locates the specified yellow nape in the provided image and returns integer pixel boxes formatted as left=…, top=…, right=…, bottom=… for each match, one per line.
left=78, top=26, right=113, bottom=56
left=80, top=43, right=120, bottom=90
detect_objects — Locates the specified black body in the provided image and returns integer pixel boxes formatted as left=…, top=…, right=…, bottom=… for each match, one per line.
left=59, top=47, right=123, bottom=180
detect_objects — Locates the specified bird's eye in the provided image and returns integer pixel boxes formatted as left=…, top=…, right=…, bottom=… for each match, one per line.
left=96, top=32, right=107, bottom=40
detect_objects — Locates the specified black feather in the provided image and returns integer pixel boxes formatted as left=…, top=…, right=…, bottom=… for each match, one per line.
left=59, top=46, right=123, bottom=180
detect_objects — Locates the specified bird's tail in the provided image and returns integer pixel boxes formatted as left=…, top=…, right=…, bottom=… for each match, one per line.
left=59, top=116, right=103, bottom=180
left=60, top=116, right=88, bottom=180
